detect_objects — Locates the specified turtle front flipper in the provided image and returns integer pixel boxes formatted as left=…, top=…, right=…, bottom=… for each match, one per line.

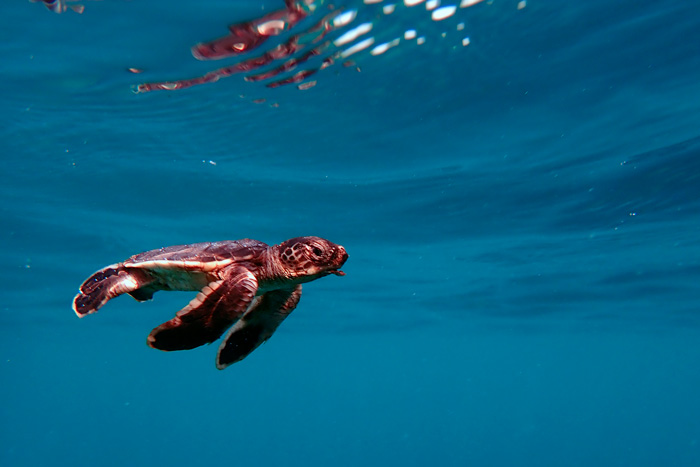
left=216, top=285, right=302, bottom=369
left=72, top=265, right=155, bottom=317
left=148, top=266, right=258, bottom=352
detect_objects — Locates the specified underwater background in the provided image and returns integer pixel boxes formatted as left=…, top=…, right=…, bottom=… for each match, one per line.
left=2, top=0, right=700, bottom=465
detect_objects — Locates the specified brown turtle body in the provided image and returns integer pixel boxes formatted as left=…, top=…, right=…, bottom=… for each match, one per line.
left=72, top=236, right=348, bottom=369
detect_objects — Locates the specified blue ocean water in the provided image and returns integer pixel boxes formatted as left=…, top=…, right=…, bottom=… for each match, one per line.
left=2, top=0, right=700, bottom=465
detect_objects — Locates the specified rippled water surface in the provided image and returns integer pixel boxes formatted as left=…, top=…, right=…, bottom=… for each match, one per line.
left=2, top=0, right=700, bottom=465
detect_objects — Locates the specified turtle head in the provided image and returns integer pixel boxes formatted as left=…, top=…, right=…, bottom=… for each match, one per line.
left=275, top=236, right=348, bottom=283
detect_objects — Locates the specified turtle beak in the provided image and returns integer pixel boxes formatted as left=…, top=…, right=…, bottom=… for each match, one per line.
left=330, top=247, right=348, bottom=276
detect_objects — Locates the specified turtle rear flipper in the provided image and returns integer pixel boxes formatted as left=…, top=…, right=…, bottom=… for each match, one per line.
left=72, top=266, right=154, bottom=317
left=147, top=266, right=258, bottom=352
left=216, top=285, right=301, bottom=369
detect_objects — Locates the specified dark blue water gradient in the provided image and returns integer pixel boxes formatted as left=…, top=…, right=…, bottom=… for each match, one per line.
left=2, top=0, right=700, bottom=465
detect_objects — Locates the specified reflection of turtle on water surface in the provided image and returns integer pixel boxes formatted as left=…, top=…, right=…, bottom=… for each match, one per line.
left=72, top=237, right=348, bottom=369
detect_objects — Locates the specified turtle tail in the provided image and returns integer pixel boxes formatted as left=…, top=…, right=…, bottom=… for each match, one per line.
left=72, top=265, right=154, bottom=318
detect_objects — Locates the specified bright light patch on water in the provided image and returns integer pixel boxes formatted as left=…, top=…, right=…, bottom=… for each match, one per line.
left=256, top=19, right=286, bottom=35
left=426, top=0, right=440, bottom=10
left=340, top=37, right=376, bottom=58
left=333, top=10, right=357, bottom=28
left=432, top=5, right=457, bottom=20
left=460, top=0, right=485, bottom=7
left=334, top=22, right=373, bottom=47
left=370, top=38, right=401, bottom=55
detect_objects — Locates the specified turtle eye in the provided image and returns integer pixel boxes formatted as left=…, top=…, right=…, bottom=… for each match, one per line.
left=312, top=247, right=323, bottom=257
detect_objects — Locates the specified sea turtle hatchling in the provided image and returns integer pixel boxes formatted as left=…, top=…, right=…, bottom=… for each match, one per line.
left=72, top=236, right=348, bottom=369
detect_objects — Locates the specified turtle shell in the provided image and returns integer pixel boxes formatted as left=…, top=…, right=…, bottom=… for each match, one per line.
left=73, top=239, right=269, bottom=315
left=123, top=238, right=268, bottom=272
